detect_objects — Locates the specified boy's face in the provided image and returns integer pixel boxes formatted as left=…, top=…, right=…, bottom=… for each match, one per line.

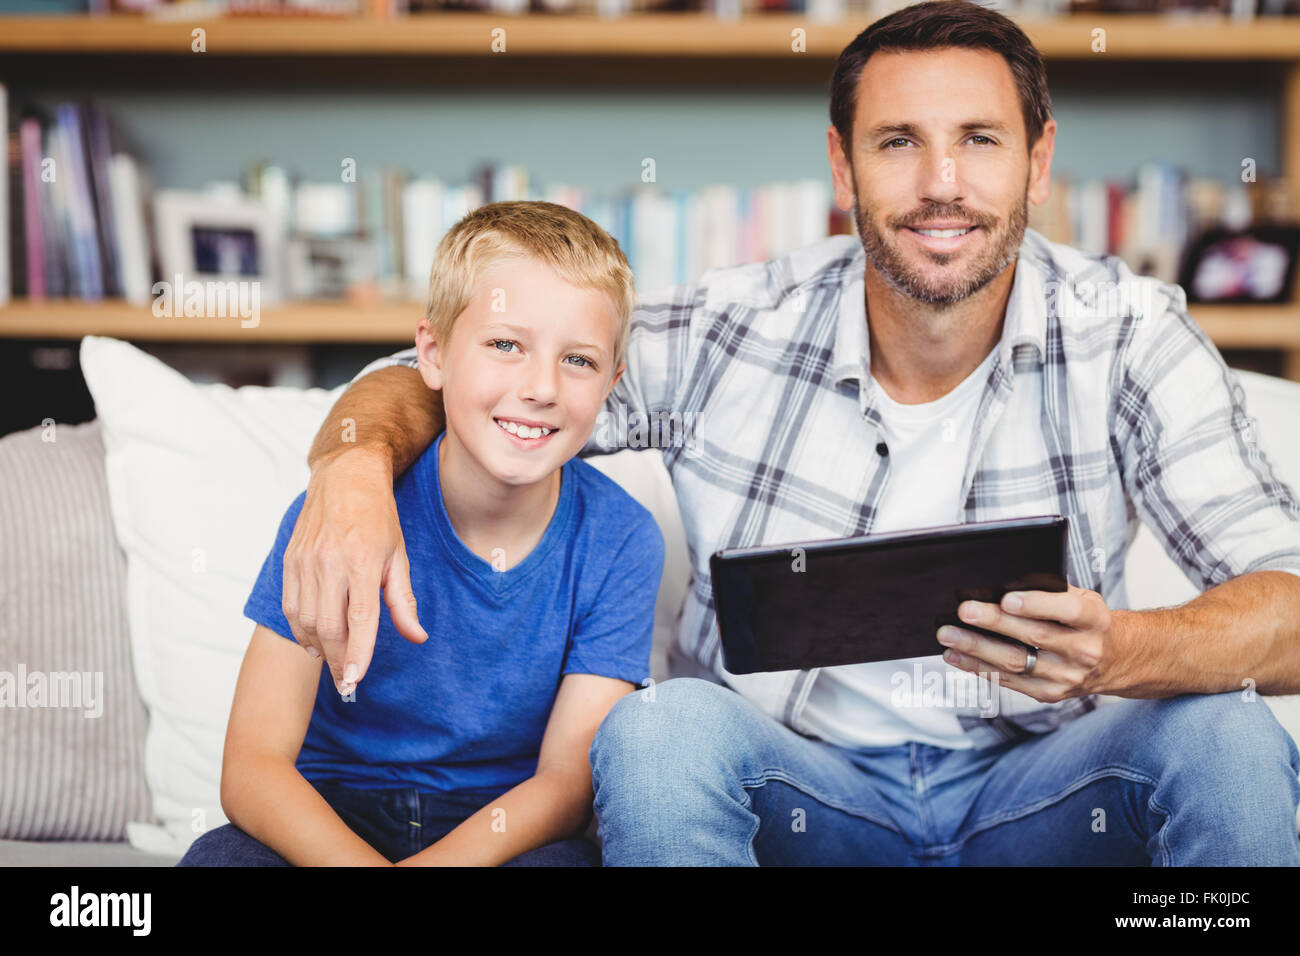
left=417, top=255, right=624, bottom=489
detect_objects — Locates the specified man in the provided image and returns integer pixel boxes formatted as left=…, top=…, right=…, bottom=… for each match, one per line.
left=280, top=1, right=1300, bottom=864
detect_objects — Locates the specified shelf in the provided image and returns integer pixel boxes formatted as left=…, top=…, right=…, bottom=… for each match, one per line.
left=2, top=13, right=1300, bottom=60
left=2, top=297, right=1298, bottom=349
left=0, top=299, right=423, bottom=343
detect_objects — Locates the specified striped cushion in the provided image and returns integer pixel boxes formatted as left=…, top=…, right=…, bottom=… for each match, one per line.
left=0, top=421, right=153, bottom=840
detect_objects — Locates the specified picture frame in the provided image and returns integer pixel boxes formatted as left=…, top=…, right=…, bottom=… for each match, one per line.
left=1178, top=225, right=1300, bottom=305
left=285, top=235, right=379, bottom=301
left=152, top=189, right=284, bottom=305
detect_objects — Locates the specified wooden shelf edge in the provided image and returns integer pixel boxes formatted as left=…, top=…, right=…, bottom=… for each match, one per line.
left=0, top=300, right=423, bottom=343
left=2, top=298, right=1298, bottom=348
left=2, top=13, right=1300, bottom=60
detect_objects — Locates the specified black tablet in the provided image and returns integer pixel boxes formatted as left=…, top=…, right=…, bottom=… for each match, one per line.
left=709, top=515, right=1069, bottom=674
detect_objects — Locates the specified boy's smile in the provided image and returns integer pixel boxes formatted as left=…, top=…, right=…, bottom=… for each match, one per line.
left=493, top=415, right=560, bottom=447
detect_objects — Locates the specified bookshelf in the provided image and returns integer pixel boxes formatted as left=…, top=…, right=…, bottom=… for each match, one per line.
left=4, top=297, right=1297, bottom=361
left=0, top=298, right=424, bottom=343
left=3, top=12, right=1300, bottom=379
left=1, top=13, right=1300, bottom=60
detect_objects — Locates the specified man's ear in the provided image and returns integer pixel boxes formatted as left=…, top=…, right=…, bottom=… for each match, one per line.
left=415, top=319, right=445, bottom=391
left=827, top=124, right=856, bottom=214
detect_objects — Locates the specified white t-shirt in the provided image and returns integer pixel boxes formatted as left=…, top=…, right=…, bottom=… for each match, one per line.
left=798, top=344, right=999, bottom=750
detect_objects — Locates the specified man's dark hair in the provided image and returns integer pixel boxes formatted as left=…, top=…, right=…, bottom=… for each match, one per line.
left=829, top=0, right=1053, bottom=156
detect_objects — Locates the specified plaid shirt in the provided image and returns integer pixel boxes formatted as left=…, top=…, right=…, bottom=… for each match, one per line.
left=361, top=227, right=1300, bottom=748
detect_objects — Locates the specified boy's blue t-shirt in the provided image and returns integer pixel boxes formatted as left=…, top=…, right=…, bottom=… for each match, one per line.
left=243, top=431, right=665, bottom=796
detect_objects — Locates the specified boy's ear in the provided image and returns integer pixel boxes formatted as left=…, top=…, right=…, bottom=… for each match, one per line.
left=415, top=319, right=445, bottom=391
left=603, top=362, right=626, bottom=401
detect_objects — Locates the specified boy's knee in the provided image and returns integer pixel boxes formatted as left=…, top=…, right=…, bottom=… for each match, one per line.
left=176, top=823, right=289, bottom=867
left=176, top=826, right=229, bottom=866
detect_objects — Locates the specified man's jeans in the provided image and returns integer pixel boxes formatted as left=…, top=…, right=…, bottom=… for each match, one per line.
left=177, top=780, right=600, bottom=866
left=590, top=678, right=1300, bottom=865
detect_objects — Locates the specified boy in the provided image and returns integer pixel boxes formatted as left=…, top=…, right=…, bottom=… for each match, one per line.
left=179, top=200, right=664, bottom=866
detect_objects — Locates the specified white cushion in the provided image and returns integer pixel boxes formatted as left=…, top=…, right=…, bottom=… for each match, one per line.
left=81, top=336, right=348, bottom=855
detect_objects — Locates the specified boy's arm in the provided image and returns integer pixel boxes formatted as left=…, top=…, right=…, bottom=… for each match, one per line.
left=220, top=624, right=392, bottom=867
left=394, top=673, right=633, bottom=867
left=284, top=364, right=439, bottom=691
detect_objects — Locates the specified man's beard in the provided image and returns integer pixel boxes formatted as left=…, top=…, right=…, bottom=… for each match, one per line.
left=852, top=177, right=1029, bottom=306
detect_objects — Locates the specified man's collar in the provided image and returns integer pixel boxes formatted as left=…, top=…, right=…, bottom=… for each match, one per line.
left=832, top=227, right=1050, bottom=388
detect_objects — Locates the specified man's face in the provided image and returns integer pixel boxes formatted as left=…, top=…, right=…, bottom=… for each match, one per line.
left=417, top=256, right=624, bottom=489
left=828, top=47, right=1054, bottom=305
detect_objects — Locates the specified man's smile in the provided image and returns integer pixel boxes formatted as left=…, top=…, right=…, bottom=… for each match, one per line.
left=902, top=224, right=982, bottom=254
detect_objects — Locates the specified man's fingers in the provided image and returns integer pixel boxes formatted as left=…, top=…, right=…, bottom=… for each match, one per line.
left=998, top=585, right=1090, bottom=628
left=342, top=565, right=384, bottom=692
left=943, top=645, right=1070, bottom=703
left=314, top=558, right=352, bottom=693
left=960, top=600, right=1067, bottom=652
left=283, top=554, right=324, bottom=661
left=942, top=628, right=1039, bottom=676
left=384, top=548, right=428, bottom=646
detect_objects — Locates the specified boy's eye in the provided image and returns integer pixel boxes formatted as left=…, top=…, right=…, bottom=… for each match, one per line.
left=565, top=354, right=595, bottom=369
left=490, top=339, right=519, bottom=353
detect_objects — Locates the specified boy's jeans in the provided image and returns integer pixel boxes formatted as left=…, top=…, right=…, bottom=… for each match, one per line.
left=590, top=677, right=1300, bottom=865
left=177, top=781, right=599, bottom=866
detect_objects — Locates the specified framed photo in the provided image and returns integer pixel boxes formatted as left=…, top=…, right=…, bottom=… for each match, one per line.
left=153, top=189, right=284, bottom=305
left=285, top=236, right=379, bottom=300
left=1178, top=225, right=1300, bottom=305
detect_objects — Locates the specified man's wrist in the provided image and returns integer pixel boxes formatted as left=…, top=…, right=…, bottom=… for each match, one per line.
left=1092, top=607, right=1136, bottom=696
left=310, top=442, right=395, bottom=482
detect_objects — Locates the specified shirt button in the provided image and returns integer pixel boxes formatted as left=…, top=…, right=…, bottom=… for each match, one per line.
left=876, top=441, right=889, bottom=456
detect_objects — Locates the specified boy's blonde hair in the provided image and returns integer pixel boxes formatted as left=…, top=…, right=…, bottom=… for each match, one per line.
left=425, top=200, right=636, bottom=372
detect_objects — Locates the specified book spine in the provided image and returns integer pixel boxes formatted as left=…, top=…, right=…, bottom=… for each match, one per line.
left=109, top=153, right=153, bottom=305
left=56, top=104, right=105, bottom=300
left=87, top=105, right=123, bottom=298
left=44, top=122, right=71, bottom=299
left=0, top=84, right=8, bottom=306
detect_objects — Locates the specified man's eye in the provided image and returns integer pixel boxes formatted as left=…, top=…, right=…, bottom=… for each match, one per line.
left=885, top=138, right=909, bottom=149
left=491, top=339, right=518, bottom=353
left=969, top=135, right=994, bottom=145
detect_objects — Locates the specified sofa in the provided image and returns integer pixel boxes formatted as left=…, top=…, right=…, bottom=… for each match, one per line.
left=2, top=335, right=1298, bottom=866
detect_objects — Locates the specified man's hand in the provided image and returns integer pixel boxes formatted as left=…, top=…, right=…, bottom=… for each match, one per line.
left=282, top=447, right=428, bottom=695
left=934, top=584, right=1117, bottom=702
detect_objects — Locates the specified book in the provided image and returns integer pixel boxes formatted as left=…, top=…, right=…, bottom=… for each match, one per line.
left=87, top=104, right=123, bottom=298
left=55, top=103, right=105, bottom=300
left=1, top=83, right=10, bottom=306
left=109, top=153, right=154, bottom=305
